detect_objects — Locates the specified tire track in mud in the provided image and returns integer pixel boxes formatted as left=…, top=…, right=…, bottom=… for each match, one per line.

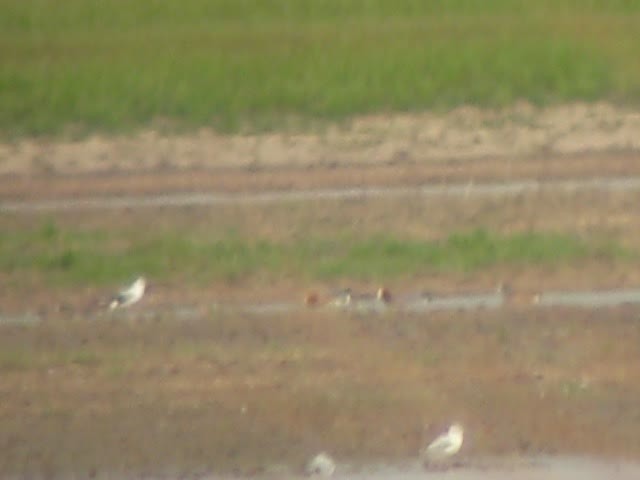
left=2, top=176, right=640, bottom=212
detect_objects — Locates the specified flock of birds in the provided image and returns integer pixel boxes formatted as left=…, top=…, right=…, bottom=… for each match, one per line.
left=108, top=278, right=464, bottom=475
left=107, top=276, right=538, bottom=316
left=304, top=286, right=393, bottom=311
left=306, top=423, right=464, bottom=476
left=105, top=278, right=393, bottom=314
left=104, top=274, right=514, bottom=476
left=304, top=282, right=540, bottom=311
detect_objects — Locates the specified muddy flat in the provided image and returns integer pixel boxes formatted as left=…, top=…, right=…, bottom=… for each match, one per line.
left=3, top=106, right=640, bottom=478
left=2, top=307, right=640, bottom=478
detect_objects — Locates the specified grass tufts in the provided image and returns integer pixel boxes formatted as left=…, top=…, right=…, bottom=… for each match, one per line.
left=0, top=224, right=633, bottom=286
left=1, top=1, right=639, bottom=136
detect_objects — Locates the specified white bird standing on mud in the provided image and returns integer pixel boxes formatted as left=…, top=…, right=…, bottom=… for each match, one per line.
left=421, top=423, right=464, bottom=468
left=305, top=452, right=336, bottom=477
left=109, top=276, right=146, bottom=310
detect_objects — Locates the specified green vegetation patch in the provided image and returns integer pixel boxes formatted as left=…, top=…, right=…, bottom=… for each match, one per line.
left=1, top=0, right=639, bottom=136
left=0, top=223, right=632, bottom=285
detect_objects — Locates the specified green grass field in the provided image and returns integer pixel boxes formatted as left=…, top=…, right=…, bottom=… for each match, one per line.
left=0, top=222, right=631, bottom=286
left=1, top=0, right=640, bottom=136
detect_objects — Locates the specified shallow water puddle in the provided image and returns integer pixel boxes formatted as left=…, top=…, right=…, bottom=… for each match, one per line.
left=172, top=457, right=640, bottom=480
left=536, top=289, right=640, bottom=308
left=336, top=457, right=640, bottom=480
left=404, top=293, right=503, bottom=312
left=4, top=288, right=640, bottom=325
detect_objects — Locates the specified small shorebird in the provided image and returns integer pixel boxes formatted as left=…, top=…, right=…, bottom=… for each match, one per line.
left=304, top=292, right=320, bottom=307
left=326, top=288, right=353, bottom=308
left=350, top=286, right=392, bottom=312
left=305, top=452, right=336, bottom=477
left=377, top=286, right=392, bottom=303
left=109, top=276, right=146, bottom=310
left=421, top=423, right=464, bottom=468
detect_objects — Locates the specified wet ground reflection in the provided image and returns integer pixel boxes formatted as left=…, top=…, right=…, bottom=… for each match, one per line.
left=4, top=288, right=640, bottom=325
left=251, top=456, right=640, bottom=480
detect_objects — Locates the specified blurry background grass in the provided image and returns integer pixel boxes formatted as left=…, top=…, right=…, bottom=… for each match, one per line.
left=0, top=221, right=632, bottom=286
left=1, top=0, right=639, bottom=136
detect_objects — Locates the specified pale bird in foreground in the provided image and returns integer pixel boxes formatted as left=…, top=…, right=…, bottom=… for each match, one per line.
left=109, top=276, right=146, bottom=310
left=305, top=452, right=336, bottom=477
left=421, top=423, right=464, bottom=467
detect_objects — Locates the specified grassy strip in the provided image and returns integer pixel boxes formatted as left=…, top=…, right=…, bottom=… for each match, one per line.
left=1, top=1, right=640, bottom=136
left=0, top=223, right=631, bottom=285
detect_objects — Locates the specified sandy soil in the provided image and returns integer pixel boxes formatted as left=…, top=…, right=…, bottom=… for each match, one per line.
left=1, top=102, right=640, bottom=200
left=2, top=102, right=640, bottom=176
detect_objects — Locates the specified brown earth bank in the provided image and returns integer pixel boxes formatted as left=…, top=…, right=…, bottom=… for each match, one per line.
left=1, top=102, right=639, bottom=178
left=2, top=306, right=640, bottom=478
left=1, top=152, right=640, bottom=201
left=1, top=102, right=640, bottom=200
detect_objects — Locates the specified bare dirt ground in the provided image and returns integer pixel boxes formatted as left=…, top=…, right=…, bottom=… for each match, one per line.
left=3, top=104, right=640, bottom=477
left=2, top=307, right=640, bottom=478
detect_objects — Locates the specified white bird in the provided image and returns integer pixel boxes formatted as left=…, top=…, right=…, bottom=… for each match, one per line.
left=109, top=276, right=146, bottom=310
left=421, top=423, right=464, bottom=467
left=305, top=452, right=336, bottom=477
